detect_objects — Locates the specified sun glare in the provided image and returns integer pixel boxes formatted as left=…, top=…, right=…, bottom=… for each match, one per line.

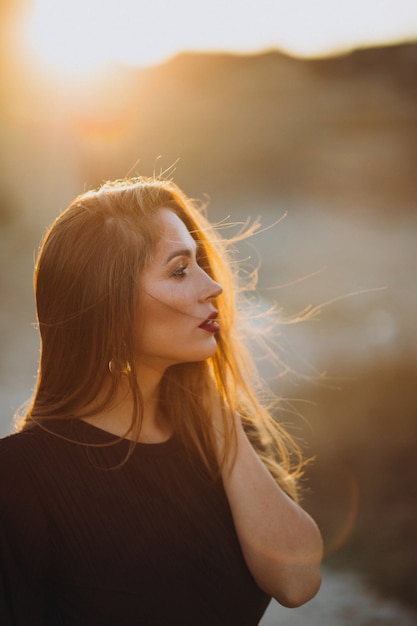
left=24, top=0, right=417, bottom=81
left=26, top=1, right=113, bottom=78
left=24, top=0, right=187, bottom=79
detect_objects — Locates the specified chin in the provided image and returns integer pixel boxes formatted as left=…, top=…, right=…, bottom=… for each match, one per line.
left=200, top=339, right=219, bottom=359
left=182, top=346, right=219, bottom=364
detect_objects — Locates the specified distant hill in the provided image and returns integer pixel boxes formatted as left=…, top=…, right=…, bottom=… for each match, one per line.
left=73, top=42, right=417, bottom=214
left=1, top=40, right=417, bottom=612
left=1, top=41, right=416, bottom=230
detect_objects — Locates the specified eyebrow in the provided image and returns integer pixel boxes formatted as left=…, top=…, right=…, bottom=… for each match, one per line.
left=165, top=240, right=198, bottom=265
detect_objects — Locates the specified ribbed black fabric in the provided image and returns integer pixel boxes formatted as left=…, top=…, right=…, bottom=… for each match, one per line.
left=0, top=419, right=270, bottom=625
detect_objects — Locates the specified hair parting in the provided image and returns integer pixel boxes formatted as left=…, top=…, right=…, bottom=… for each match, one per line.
left=19, top=177, right=303, bottom=500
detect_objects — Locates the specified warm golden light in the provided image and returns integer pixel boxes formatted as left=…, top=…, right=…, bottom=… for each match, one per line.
left=23, top=0, right=417, bottom=80
left=25, top=0, right=114, bottom=77
left=24, top=0, right=190, bottom=77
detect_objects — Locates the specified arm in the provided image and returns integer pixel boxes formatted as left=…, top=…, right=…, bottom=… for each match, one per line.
left=220, top=416, right=323, bottom=608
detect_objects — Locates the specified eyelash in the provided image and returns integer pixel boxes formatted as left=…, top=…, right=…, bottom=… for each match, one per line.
left=171, top=264, right=188, bottom=279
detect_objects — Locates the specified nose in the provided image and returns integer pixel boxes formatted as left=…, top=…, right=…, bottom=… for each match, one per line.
left=199, top=269, right=223, bottom=302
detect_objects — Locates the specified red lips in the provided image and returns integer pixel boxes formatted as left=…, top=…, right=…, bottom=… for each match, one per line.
left=198, top=312, right=220, bottom=333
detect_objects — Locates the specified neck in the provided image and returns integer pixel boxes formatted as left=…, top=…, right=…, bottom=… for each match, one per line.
left=81, top=365, right=173, bottom=443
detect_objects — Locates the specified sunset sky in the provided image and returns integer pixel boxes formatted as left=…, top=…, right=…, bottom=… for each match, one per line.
left=21, top=0, right=417, bottom=77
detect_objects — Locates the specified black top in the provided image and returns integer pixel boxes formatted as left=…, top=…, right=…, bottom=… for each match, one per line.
left=0, top=419, right=270, bottom=625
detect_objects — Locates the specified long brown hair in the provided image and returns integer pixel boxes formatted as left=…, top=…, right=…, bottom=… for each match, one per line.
left=21, top=177, right=303, bottom=500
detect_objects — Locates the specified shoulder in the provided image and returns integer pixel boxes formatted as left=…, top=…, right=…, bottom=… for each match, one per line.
left=0, top=427, right=37, bottom=465
left=0, top=422, right=79, bottom=528
left=0, top=423, right=69, bottom=496
left=0, top=429, right=52, bottom=576
left=0, top=428, right=50, bottom=530
left=0, top=427, right=45, bottom=492
left=0, top=419, right=80, bottom=456
left=1, top=425, right=50, bottom=465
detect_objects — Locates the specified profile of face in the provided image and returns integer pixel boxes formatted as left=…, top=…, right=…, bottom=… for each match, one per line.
left=135, top=208, right=223, bottom=373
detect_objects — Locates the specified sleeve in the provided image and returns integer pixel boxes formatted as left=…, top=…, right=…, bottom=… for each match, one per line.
left=0, top=444, right=50, bottom=625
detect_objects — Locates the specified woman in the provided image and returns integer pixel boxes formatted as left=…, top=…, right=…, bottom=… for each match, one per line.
left=0, top=178, right=322, bottom=625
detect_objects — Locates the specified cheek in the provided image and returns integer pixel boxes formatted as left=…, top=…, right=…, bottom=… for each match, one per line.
left=138, top=294, right=192, bottom=341
left=144, top=284, right=195, bottom=319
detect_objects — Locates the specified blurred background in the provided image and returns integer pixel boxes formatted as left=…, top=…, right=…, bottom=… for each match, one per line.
left=1, top=0, right=417, bottom=620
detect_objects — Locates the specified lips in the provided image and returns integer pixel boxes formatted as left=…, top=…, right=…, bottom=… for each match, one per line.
left=198, top=312, right=220, bottom=333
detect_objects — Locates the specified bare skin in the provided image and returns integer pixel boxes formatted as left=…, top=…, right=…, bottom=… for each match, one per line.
left=84, top=379, right=323, bottom=607
left=84, top=208, right=222, bottom=443
left=215, top=406, right=323, bottom=607
left=84, top=207, right=323, bottom=607
left=82, top=369, right=172, bottom=444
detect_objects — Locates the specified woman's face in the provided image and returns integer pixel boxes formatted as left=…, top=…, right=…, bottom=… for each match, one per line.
left=135, top=208, right=223, bottom=373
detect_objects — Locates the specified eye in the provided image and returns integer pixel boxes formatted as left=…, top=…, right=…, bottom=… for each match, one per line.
left=171, top=264, right=188, bottom=279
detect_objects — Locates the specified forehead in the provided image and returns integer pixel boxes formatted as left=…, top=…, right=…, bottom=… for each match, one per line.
left=153, top=208, right=196, bottom=253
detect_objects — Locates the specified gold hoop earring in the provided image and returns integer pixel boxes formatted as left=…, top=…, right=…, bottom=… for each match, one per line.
left=108, top=360, right=131, bottom=375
